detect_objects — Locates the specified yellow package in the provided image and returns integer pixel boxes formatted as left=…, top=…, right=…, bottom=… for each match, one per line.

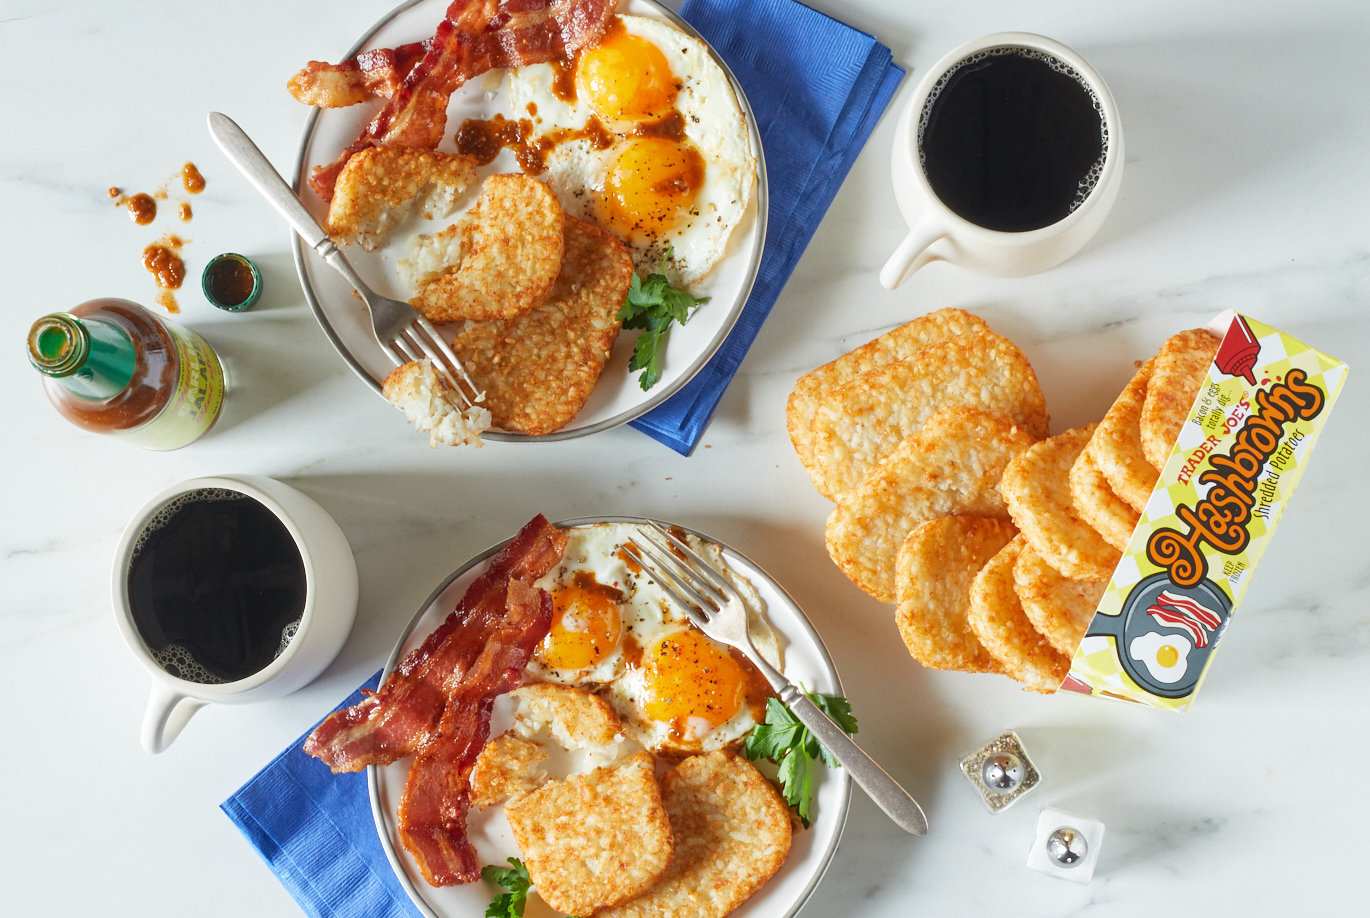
left=1062, top=313, right=1347, bottom=710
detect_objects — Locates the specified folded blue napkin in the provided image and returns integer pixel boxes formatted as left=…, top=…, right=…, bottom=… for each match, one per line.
left=631, top=0, right=905, bottom=454
left=223, top=4, right=903, bottom=913
left=220, top=674, right=426, bottom=918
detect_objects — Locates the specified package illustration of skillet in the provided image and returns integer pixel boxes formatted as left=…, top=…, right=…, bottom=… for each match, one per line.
left=1062, top=313, right=1348, bottom=710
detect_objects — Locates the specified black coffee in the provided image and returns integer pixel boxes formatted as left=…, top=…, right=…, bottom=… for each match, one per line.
left=126, top=488, right=307, bottom=684
left=918, top=47, right=1107, bottom=232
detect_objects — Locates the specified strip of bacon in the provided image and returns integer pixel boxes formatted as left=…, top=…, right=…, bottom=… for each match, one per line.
left=1145, top=604, right=1208, bottom=648
left=398, top=578, right=552, bottom=886
left=1156, top=590, right=1224, bottom=630
left=288, top=40, right=433, bottom=108
left=304, top=514, right=567, bottom=773
left=306, top=0, right=616, bottom=200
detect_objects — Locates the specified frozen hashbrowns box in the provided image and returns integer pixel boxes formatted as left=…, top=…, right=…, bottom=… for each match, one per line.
left=1061, top=312, right=1347, bottom=710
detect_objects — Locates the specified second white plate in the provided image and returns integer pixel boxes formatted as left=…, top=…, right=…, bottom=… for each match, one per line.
left=367, top=516, right=850, bottom=918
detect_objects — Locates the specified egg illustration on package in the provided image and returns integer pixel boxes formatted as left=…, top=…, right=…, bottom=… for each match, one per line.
left=1080, top=572, right=1232, bottom=699
left=1127, top=632, right=1192, bottom=685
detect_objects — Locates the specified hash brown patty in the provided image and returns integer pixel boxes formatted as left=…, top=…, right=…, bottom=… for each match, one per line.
left=505, top=751, right=673, bottom=916
left=597, top=751, right=792, bottom=918
left=446, top=217, right=632, bottom=435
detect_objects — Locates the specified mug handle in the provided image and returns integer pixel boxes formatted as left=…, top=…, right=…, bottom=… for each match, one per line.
left=879, top=219, right=950, bottom=289
left=141, top=683, right=206, bottom=754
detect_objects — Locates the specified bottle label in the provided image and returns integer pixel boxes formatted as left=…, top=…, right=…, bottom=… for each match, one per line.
left=121, top=323, right=226, bottom=450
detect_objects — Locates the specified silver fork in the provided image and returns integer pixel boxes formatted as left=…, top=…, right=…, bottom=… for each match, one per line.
left=626, top=520, right=929, bottom=836
left=206, top=112, right=482, bottom=408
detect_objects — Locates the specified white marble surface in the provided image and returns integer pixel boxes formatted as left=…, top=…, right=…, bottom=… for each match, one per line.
left=4, top=0, right=1368, bottom=914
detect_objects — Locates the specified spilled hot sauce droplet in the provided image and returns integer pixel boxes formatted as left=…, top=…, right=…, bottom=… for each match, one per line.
left=142, top=235, right=187, bottom=313
left=126, top=193, right=157, bottom=225
left=182, top=162, right=206, bottom=194
left=111, top=165, right=203, bottom=311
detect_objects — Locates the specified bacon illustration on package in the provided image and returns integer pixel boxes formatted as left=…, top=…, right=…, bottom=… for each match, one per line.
left=1061, top=313, right=1348, bottom=710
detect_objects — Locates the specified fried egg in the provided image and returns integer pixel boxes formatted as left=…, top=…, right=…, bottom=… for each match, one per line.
left=1128, top=631, right=1192, bottom=684
left=528, top=521, right=782, bottom=756
left=507, top=14, right=755, bottom=287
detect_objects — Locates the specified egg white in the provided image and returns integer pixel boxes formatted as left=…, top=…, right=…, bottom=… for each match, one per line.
left=1128, top=631, right=1192, bottom=684
left=528, top=521, right=782, bottom=755
left=606, top=630, right=761, bottom=754
left=527, top=522, right=652, bottom=686
left=507, top=15, right=755, bottom=287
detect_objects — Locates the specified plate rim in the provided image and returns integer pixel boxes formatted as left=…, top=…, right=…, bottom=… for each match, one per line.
left=289, top=0, right=770, bottom=442
left=366, top=515, right=852, bottom=918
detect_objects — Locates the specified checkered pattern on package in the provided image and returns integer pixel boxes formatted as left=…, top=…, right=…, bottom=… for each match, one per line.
left=1063, top=313, right=1348, bottom=710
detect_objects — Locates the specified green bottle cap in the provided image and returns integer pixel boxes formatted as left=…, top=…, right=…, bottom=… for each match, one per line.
left=202, top=253, right=262, bottom=312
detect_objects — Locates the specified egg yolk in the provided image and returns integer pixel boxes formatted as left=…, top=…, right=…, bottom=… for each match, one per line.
left=1155, top=644, right=1180, bottom=668
left=575, top=29, right=678, bottom=126
left=538, top=578, right=624, bottom=671
left=640, top=627, right=745, bottom=740
left=600, top=136, right=705, bottom=240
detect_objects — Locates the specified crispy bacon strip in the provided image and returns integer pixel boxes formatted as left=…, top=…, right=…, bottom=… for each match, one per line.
left=1156, top=590, right=1223, bottom=630
left=398, top=578, right=551, bottom=886
left=306, top=0, right=616, bottom=200
left=288, top=40, right=433, bottom=108
left=1145, top=604, right=1207, bottom=647
left=303, top=515, right=566, bottom=773
left=1145, top=590, right=1224, bottom=648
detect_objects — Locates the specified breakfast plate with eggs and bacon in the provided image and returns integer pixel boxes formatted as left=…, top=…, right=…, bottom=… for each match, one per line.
left=289, top=0, right=766, bottom=441
left=367, top=517, right=849, bottom=918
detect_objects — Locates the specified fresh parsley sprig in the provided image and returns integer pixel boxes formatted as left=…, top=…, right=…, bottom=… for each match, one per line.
left=483, top=857, right=582, bottom=918
left=743, top=690, right=858, bottom=827
left=617, top=250, right=709, bottom=391
left=482, top=858, right=532, bottom=918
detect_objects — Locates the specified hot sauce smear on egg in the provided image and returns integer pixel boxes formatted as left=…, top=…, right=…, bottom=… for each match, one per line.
left=458, top=14, right=756, bottom=287
left=527, top=522, right=779, bottom=756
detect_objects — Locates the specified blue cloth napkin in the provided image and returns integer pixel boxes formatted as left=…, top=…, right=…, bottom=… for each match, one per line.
left=223, top=4, right=903, bottom=914
left=631, top=0, right=905, bottom=454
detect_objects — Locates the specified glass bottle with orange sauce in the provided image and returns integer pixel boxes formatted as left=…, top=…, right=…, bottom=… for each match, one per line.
left=27, top=298, right=226, bottom=450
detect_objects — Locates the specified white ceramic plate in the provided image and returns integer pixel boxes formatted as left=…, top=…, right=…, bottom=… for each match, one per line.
left=290, top=0, right=767, bottom=441
left=368, top=516, right=851, bottom=918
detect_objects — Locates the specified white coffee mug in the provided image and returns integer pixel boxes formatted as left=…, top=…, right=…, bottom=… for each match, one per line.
left=111, top=474, right=358, bottom=753
left=880, top=32, right=1124, bottom=288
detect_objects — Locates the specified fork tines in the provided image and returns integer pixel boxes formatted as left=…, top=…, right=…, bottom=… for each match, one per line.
left=384, top=315, right=483, bottom=410
left=626, top=522, right=733, bottom=622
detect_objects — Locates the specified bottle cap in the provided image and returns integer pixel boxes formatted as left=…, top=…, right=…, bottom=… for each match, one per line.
left=202, top=253, right=262, bottom=312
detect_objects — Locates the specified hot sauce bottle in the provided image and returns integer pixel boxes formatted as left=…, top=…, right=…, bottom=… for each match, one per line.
left=27, top=298, right=226, bottom=450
